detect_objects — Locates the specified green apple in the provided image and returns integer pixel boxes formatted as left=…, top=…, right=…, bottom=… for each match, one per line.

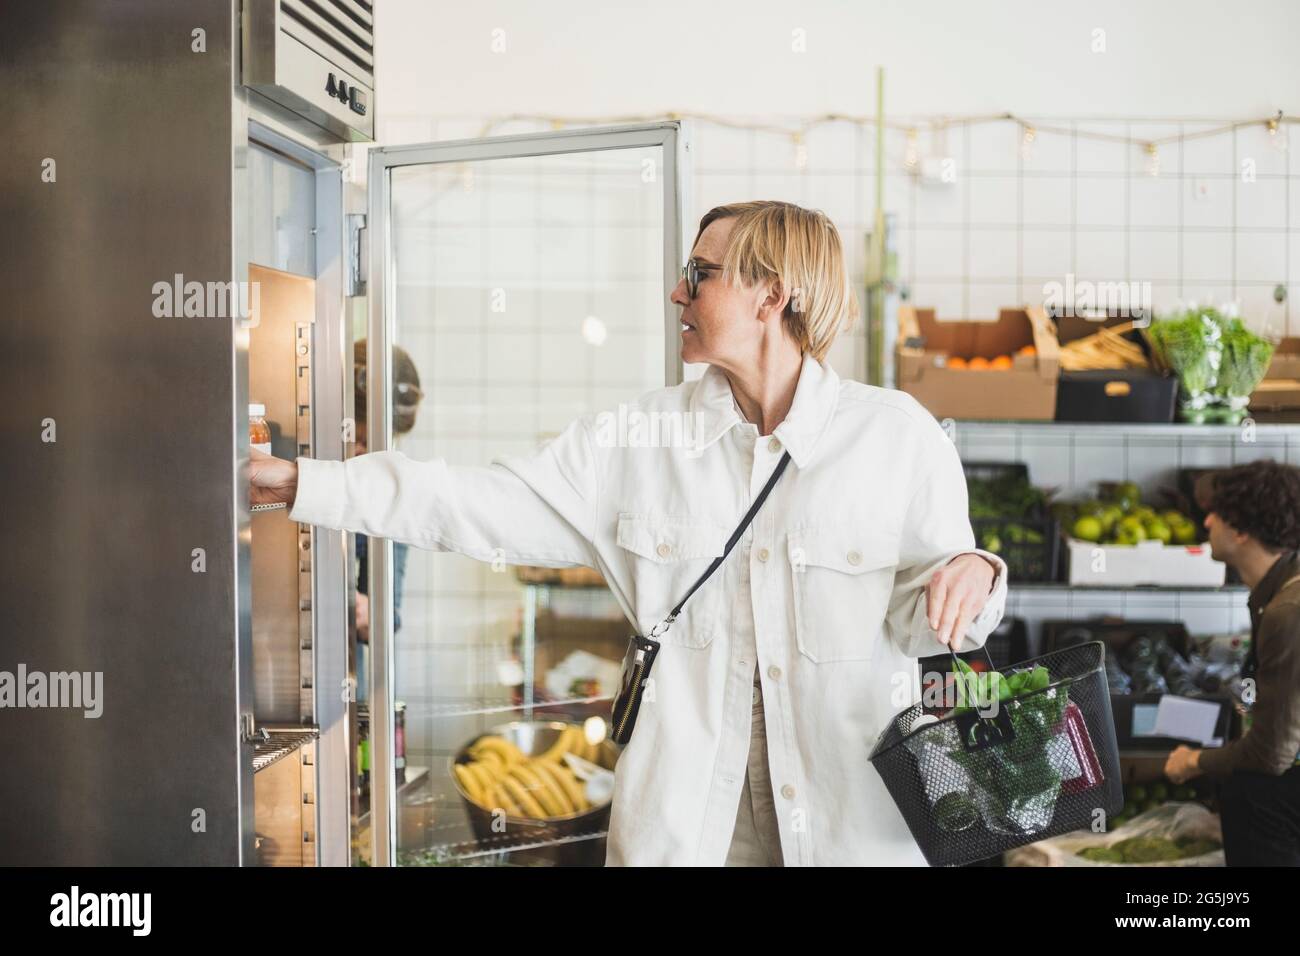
left=1072, top=516, right=1103, bottom=542
left=1144, top=519, right=1172, bottom=544
left=1100, top=505, right=1124, bottom=533
left=1114, top=521, right=1146, bottom=545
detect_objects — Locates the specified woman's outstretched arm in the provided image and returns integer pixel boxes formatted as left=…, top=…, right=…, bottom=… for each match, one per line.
left=252, top=415, right=601, bottom=570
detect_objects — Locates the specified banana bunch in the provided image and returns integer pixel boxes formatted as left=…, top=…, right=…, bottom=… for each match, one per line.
left=453, top=727, right=604, bottom=820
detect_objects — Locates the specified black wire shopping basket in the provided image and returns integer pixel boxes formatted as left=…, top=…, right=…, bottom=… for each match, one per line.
left=869, top=641, right=1122, bottom=867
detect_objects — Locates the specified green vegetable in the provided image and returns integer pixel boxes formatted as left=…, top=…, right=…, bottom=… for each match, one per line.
left=1147, top=311, right=1216, bottom=397
left=1076, top=835, right=1222, bottom=864
left=1216, top=318, right=1275, bottom=399
left=1147, top=308, right=1276, bottom=421
left=1079, top=846, right=1124, bottom=863
left=947, top=658, right=1069, bottom=833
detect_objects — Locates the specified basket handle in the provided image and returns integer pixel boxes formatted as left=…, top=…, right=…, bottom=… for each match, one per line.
left=947, top=644, right=1017, bottom=752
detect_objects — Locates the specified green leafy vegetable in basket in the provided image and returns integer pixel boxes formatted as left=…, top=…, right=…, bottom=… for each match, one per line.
left=948, top=656, right=1069, bottom=834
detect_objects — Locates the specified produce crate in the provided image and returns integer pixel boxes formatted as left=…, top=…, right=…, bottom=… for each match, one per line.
left=1042, top=619, right=1240, bottom=752
left=963, top=462, right=1060, bottom=583
left=1054, top=369, right=1178, bottom=423
left=1062, top=537, right=1225, bottom=587
left=896, top=306, right=1060, bottom=421
left=870, top=641, right=1123, bottom=867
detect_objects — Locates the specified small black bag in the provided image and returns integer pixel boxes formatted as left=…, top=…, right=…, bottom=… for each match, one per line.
left=610, top=451, right=793, bottom=745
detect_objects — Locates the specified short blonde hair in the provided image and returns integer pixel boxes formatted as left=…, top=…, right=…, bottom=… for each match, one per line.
left=693, top=201, right=858, bottom=361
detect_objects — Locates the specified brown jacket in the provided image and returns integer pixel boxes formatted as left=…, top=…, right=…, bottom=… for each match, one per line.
left=1199, top=550, right=1300, bottom=776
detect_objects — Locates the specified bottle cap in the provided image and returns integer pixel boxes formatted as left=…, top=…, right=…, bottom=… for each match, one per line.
left=249, top=403, right=266, bottom=417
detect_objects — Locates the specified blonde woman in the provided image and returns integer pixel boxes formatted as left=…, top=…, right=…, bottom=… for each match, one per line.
left=251, top=201, right=1007, bottom=866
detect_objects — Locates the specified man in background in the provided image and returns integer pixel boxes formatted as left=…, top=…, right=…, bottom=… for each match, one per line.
left=1165, top=459, right=1300, bottom=866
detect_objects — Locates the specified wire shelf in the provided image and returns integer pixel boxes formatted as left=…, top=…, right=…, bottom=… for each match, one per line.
left=252, top=726, right=319, bottom=773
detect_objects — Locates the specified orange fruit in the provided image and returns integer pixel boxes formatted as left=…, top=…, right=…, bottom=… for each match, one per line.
left=968, top=356, right=991, bottom=370
left=945, top=356, right=968, bottom=369
left=1017, top=344, right=1036, bottom=356
left=990, top=354, right=1013, bottom=370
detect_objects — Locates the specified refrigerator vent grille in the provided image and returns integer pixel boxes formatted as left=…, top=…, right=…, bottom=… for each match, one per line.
left=281, top=0, right=375, bottom=89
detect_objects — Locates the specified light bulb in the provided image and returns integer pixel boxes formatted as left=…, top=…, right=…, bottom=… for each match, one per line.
left=904, top=128, right=919, bottom=171
left=1144, top=143, right=1160, bottom=177
left=1268, top=115, right=1289, bottom=154
left=1020, top=125, right=1036, bottom=162
left=793, top=131, right=808, bottom=171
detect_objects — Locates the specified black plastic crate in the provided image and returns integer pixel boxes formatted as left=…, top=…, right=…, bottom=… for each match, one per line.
left=963, top=462, right=1060, bottom=582
left=870, top=642, right=1123, bottom=867
left=1054, top=369, right=1178, bottom=423
left=1043, top=618, right=1241, bottom=751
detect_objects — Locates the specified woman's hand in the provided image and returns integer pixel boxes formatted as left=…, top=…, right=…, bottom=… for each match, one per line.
left=926, top=553, right=996, bottom=649
left=1163, top=745, right=1203, bottom=784
left=250, top=448, right=299, bottom=507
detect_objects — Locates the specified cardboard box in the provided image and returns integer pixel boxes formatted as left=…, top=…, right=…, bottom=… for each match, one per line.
left=1064, top=537, right=1226, bottom=587
left=1249, top=336, right=1300, bottom=414
left=896, top=306, right=1060, bottom=420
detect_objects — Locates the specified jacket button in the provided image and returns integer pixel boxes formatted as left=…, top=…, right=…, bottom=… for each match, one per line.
left=656, top=543, right=672, bottom=558
left=781, top=784, right=796, bottom=800
left=757, top=547, right=770, bottom=562
left=768, top=437, right=782, bottom=453
left=847, top=550, right=862, bottom=566
left=768, top=665, right=782, bottom=680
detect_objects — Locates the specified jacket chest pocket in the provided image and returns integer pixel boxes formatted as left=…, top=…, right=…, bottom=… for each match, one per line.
left=787, top=527, right=899, bottom=663
left=616, top=513, right=729, bottom=649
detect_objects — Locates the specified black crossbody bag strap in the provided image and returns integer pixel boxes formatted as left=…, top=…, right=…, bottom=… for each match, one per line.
left=611, top=451, right=793, bottom=746
left=653, top=450, right=793, bottom=636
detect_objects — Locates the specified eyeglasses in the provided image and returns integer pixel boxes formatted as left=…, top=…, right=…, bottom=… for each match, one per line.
left=681, top=257, right=721, bottom=299
left=355, top=365, right=424, bottom=408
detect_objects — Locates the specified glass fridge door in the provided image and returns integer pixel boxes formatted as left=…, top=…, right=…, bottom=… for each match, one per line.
left=362, top=123, right=686, bottom=866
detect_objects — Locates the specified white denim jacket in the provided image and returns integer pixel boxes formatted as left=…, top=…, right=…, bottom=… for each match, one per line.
left=290, top=354, right=1008, bottom=866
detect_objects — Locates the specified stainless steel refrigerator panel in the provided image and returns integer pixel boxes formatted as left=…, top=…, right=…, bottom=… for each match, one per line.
left=0, top=0, right=243, bottom=865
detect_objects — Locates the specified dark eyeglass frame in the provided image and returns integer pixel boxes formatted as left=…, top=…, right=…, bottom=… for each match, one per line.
left=355, top=364, right=424, bottom=408
left=682, top=257, right=721, bottom=299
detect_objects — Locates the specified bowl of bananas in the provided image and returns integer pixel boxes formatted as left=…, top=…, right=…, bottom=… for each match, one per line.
left=450, top=720, right=620, bottom=864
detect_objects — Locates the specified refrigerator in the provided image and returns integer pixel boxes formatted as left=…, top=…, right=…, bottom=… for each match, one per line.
left=1, top=0, right=687, bottom=867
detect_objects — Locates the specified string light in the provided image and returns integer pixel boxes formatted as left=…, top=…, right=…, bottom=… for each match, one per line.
left=1268, top=111, right=1288, bottom=153
left=792, top=129, right=808, bottom=170
left=466, top=110, right=1296, bottom=169
left=1020, top=124, right=1036, bottom=161
left=904, top=127, right=920, bottom=171
left=1144, top=143, right=1160, bottom=177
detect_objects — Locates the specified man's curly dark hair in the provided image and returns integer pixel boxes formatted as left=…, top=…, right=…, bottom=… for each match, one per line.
left=1197, top=460, right=1300, bottom=551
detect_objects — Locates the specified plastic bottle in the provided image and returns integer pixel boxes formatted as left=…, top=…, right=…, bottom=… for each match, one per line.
left=249, top=404, right=271, bottom=455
